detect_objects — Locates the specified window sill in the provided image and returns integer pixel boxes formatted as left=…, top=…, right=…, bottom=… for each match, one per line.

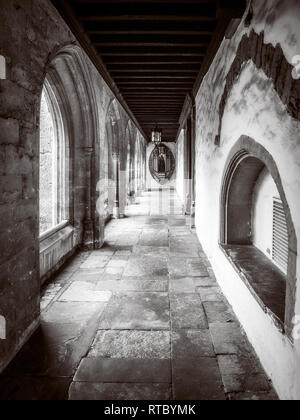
left=220, top=244, right=286, bottom=333
left=39, top=221, right=69, bottom=242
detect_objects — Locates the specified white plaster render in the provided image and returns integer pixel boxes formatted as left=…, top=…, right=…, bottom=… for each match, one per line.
left=191, top=0, right=300, bottom=400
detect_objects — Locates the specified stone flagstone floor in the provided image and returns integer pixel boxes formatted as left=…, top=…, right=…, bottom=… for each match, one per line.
left=0, top=189, right=278, bottom=400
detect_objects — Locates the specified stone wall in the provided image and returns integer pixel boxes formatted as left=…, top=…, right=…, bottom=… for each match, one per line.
left=0, top=0, right=146, bottom=373
left=190, top=0, right=300, bottom=400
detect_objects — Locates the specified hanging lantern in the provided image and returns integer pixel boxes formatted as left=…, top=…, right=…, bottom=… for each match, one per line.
left=151, top=123, right=162, bottom=144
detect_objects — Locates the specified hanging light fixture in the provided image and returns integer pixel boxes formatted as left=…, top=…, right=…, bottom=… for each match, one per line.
left=151, top=123, right=162, bottom=145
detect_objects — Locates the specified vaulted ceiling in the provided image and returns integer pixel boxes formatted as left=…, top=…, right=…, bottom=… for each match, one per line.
left=51, top=0, right=246, bottom=142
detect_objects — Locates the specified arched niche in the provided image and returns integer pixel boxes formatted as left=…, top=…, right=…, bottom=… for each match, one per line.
left=220, top=136, right=297, bottom=336
left=39, top=77, right=69, bottom=236
left=105, top=99, right=121, bottom=214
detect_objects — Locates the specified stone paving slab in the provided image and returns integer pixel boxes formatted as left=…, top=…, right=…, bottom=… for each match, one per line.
left=80, top=255, right=111, bottom=269
left=67, top=270, right=104, bottom=284
left=123, top=256, right=168, bottom=278
left=89, top=330, right=171, bottom=359
left=42, top=302, right=106, bottom=325
left=132, top=245, right=169, bottom=256
left=203, top=301, right=236, bottom=324
left=169, top=277, right=196, bottom=293
left=210, top=323, right=252, bottom=355
left=172, top=358, right=226, bottom=400
left=74, top=358, right=171, bottom=383
left=69, top=382, right=172, bottom=400
left=194, top=277, right=217, bottom=287
left=197, top=286, right=225, bottom=302
left=227, top=390, right=278, bottom=400
left=217, top=354, right=271, bottom=393
left=98, top=292, right=170, bottom=330
left=170, top=293, right=208, bottom=330
left=58, top=281, right=112, bottom=302
left=96, top=279, right=168, bottom=292
left=171, top=330, right=215, bottom=358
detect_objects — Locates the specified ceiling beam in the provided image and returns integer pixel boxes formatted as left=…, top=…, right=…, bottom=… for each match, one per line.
left=94, top=42, right=210, bottom=47
left=79, top=15, right=217, bottom=22
left=51, top=0, right=149, bottom=141
left=87, top=30, right=215, bottom=35
left=73, top=0, right=216, bottom=4
left=117, top=82, right=194, bottom=86
left=111, top=69, right=198, bottom=73
left=113, top=75, right=196, bottom=79
left=99, top=52, right=206, bottom=56
left=104, top=59, right=203, bottom=65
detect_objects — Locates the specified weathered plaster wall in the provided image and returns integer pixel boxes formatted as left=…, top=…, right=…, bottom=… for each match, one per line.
left=193, top=0, right=300, bottom=399
left=0, top=0, right=146, bottom=374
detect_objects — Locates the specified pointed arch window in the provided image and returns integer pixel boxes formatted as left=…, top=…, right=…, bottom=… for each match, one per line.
left=39, top=80, right=69, bottom=236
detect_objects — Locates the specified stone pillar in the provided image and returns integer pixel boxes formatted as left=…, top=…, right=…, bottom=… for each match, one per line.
left=119, top=149, right=127, bottom=219
left=190, top=106, right=196, bottom=229
left=112, top=152, right=120, bottom=219
left=82, top=146, right=95, bottom=250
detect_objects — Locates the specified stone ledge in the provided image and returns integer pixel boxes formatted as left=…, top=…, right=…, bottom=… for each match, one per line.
left=40, top=224, right=77, bottom=284
left=219, top=244, right=286, bottom=334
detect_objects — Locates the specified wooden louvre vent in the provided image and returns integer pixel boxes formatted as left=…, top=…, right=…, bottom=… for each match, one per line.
left=272, top=198, right=289, bottom=274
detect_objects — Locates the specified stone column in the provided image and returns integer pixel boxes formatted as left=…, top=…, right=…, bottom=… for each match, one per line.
left=112, top=151, right=120, bottom=219
left=83, top=146, right=95, bottom=249
left=190, top=107, right=196, bottom=229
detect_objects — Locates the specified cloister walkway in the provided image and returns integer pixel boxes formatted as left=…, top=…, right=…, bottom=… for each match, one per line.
left=0, top=189, right=277, bottom=400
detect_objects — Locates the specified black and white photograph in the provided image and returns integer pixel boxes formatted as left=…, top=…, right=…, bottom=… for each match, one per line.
left=0, top=0, right=299, bottom=403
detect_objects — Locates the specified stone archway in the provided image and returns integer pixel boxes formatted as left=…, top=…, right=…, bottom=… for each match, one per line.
left=39, top=44, right=102, bottom=283
left=220, top=135, right=297, bottom=336
left=220, top=136, right=297, bottom=335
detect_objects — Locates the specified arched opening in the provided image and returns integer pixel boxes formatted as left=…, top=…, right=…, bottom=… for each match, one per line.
left=105, top=99, right=121, bottom=219
left=158, top=155, right=166, bottom=173
left=39, top=45, right=100, bottom=283
left=220, top=137, right=297, bottom=335
left=149, top=143, right=175, bottom=185
left=126, top=139, right=132, bottom=204
left=39, top=79, right=69, bottom=236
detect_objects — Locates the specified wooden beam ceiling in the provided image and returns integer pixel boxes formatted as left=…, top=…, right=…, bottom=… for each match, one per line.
left=51, top=0, right=246, bottom=142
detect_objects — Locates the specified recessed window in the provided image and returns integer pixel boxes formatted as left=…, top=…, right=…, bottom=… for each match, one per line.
left=221, top=154, right=289, bottom=325
left=252, top=168, right=289, bottom=275
left=39, top=81, right=69, bottom=236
